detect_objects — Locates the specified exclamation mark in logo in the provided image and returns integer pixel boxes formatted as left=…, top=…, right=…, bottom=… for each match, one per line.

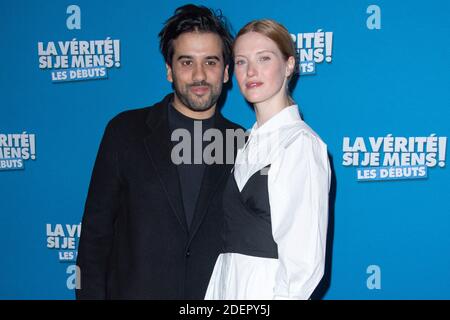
left=438, top=137, right=447, bottom=167
left=114, top=40, right=120, bottom=67
left=29, top=134, right=36, bottom=160
left=325, top=32, right=333, bottom=62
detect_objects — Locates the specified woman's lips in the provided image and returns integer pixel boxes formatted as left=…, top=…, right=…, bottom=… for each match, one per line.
left=245, top=81, right=263, bottom=89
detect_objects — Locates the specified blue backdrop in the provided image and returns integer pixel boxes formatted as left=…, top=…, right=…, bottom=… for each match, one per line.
left=1, top=0, right=449, bottom=299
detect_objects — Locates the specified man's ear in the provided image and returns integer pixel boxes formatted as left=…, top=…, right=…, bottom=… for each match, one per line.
left=166, top=63, right=173, bottom=83
left=223, top=64, right=229, bottom=83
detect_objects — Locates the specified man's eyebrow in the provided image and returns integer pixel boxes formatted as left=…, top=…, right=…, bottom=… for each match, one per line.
left=205, top=56, right=221, bottom=61
left=176, top=55, right=221, bottom=61
left=177, top=55, right=193, bottom=60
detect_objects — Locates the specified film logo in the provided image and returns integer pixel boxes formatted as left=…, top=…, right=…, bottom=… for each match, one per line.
left=0, top=132, right=36, bottom=171
left=290, top=29, right=333, bottom=75
left=38, top=38, right=121, bottom=82
left=342, top=134, right=447, bottom=181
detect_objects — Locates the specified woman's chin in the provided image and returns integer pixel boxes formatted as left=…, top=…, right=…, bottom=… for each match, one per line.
left=242, top=94, right=265, bottom=105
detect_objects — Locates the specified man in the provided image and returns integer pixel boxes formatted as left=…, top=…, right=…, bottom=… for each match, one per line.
left=76, top=4, right=243, bottom=299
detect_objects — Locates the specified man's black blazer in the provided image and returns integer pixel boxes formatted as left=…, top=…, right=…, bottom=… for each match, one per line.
left=76, top=94, right=243, bottom=299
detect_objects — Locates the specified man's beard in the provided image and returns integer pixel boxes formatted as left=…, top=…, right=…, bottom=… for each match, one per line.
left=173, top=78, right=222, bottom=112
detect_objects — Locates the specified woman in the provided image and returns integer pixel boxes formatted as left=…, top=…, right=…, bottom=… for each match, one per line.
left=205, top=19, right=331, bottom=300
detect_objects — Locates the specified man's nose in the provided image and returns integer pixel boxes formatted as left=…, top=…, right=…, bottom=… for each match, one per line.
left=192, top=63, right=206, bottom=82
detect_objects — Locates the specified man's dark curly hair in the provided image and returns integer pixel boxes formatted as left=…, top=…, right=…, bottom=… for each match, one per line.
left=158, top=4, right=234, bottom=67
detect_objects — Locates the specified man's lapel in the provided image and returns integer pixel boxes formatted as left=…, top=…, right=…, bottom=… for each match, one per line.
left=144, top=95, right=188, bottom=233
left=187, top=113, right=234, bottom=243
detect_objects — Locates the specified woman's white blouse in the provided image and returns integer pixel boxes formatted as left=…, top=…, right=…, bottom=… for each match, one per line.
left=205, top=105, right=331, bottom=300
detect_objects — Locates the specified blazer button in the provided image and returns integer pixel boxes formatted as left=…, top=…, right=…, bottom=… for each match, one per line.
left=186, top=250, right=191, bottom=257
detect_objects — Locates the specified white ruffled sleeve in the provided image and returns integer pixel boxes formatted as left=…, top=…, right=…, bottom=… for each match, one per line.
left=268, top=130, right=330, bottom=300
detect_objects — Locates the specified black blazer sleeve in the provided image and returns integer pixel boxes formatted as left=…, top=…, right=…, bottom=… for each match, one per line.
left=76, top=120, right=121, bottom=299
